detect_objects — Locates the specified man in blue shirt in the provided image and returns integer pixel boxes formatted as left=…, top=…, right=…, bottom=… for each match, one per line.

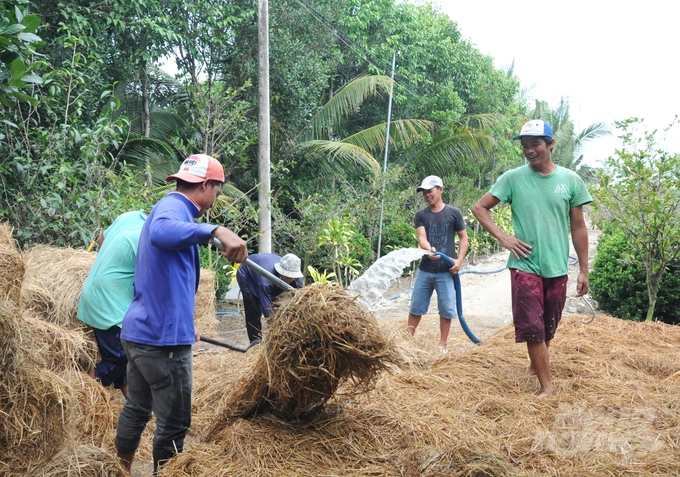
left=114, top=154, right=248, bottom=474
left=237, top=253, right=304, bottom=344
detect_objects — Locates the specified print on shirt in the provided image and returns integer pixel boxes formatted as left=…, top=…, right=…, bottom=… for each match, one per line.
left=427, top=219, right=451, bottom=252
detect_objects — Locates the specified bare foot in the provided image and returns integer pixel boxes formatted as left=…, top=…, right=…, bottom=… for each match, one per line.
left=536, top=388, right=554, bottom=398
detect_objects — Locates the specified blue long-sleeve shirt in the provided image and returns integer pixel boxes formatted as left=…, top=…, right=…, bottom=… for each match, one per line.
left=236, top=253, right=303, bottom=318
left=121, top=192, right=217, bottom=346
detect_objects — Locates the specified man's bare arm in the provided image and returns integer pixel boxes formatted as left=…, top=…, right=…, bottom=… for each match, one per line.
left=472, top=193, right=531, bottom=260
left=569, top=205, right=589, bottom=296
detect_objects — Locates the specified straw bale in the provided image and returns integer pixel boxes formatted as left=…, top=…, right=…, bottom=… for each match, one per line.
left=194, top=268, right=217, bottom=336
left=0, top=222, right=25, bottom=307
left=158, top=313, right=680, bottom=477
left=0, top=300, right=24, bottom=368
left=24, top=315, right=98, bottom=373
left=29, top=442, right=126, bottom=477
left=208, top=284, right=398, bottom=423
left=22, top=244, right=96, bottom=327
left=0, top=359, right=74, bottom=475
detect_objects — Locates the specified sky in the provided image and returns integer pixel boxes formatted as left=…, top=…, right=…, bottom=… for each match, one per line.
left=437, top=0, right=680, bottom=165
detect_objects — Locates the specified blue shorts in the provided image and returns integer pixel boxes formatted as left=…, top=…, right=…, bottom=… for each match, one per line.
left=409, top=270, right=458, bottom=319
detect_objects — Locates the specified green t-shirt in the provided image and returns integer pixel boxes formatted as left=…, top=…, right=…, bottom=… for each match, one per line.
left=489, top=165, right=592, bottom=278
left=77, top=210, right=147, bottom=329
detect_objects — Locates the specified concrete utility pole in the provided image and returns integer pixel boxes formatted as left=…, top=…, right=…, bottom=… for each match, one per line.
left=376, top=52, right=397, bottom=259
left=257, top=0, right=272, bottom=253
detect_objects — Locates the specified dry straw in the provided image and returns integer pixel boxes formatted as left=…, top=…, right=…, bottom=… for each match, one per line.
left=21, top=244, right=96, bottom=327
left=28, top=442, right=125, bottom=477
left=160, top=314, right=680, bottom=477
left=0, top=222, right=25, bottom=307
left=24, top=315, right=98, bottom=374
left=0, top=349, right=74, bottom=475
left=194, top=268, right=217, bottom=336
left=207, top=283, right=399, bottom=424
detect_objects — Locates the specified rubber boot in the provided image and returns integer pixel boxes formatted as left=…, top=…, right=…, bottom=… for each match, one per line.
left=117, top=450, right=134, bottom=475
left=153, top=447, right=177, bottom=475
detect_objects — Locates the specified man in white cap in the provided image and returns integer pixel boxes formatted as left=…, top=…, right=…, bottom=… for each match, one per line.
left=236, top=252, right=304, bottom=344
left=115, top=154, right=248, bottom=474
left=472, top=120, right=591, bottom=398
left=407, top=175, right=468, bottom=352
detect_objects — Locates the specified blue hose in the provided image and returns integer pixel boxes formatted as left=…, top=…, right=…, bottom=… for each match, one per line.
left=433, top=252, right=482, bottom=345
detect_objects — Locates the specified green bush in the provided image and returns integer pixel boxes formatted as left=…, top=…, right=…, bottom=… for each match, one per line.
left=349, top=231, right=373, bottom=270
left=373, top=219, right=417, bottom=254
left=590, top=229, right=680, bottom=324
left=199, top=246, right=235, bottom=300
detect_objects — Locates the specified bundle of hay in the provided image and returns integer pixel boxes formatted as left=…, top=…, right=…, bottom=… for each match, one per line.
left=21, top=245, right=96, bottom=327
left=194, top=268, right=217, bottom=336
left=0, top=222, right=24, bottom=307
left=24, top=316, right=98, bottom=373
left=208, top=284, right=398, bottom=424
left=28, top=443, right=125, bottom=477
left=0, top=353, right=74, bottom=475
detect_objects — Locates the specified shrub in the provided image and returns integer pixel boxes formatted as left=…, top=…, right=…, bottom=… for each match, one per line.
left=373, top=219, right=417, bottom=255
left=590, top=228, right=680, bottom=324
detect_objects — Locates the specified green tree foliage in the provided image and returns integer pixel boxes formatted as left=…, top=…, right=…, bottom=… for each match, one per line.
left=0, top=0, right=42, bottom=112
left=592, top=118, right=680, bottom=322
left=590, top=228, right=680, bottom=324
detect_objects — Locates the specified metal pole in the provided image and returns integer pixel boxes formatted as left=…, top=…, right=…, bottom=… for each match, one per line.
left=257, top=0, right=272, bottom=253
left=376, top=52, right=396, bottom=259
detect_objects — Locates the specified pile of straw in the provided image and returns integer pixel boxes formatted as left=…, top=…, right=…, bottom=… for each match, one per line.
left=22, top=245, right=96, bottom=327
left=0, top=222, right=24, bottom=307
left=209, top=284, right=398, bottom=423
left=24, top=316, right=98, bottom=373
left=194, top=268, right=217, bottom=336
left=160, top=313, right=680, bottom=477
left=0, top=230, right=125, bottom=476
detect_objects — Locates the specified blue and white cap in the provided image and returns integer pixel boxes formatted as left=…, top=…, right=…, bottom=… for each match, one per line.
left=512, top=120, right=554, bottom=140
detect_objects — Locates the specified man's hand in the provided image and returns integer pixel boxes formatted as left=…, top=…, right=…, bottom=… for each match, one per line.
left=212, top=226, right=248, bottom=263
left=448, top=257, right=463, bottom=275
left=499, top=235, right=532, bottom=260
left=575, top=271, right=589, bottom=297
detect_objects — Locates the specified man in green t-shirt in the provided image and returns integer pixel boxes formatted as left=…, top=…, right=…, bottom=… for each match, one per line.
left=472, top=120, right=592, bottom=397
left=77, top=210, right=148, bottom=399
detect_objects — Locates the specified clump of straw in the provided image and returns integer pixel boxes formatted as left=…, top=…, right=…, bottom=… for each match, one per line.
left=24, top=316, right=98, bottom=373
left=209, top=284, right=398, bottom=423
left=0, top=222, right=25, bottom=307
left=21, top=245, right=96, bottom=327
left=194, top=268, right=217, bottom=336
left=28, top=442, right=125, bottom=477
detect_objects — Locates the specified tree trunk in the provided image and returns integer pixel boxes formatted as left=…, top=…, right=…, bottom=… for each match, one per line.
left=644, top=269, right=663, bottom=322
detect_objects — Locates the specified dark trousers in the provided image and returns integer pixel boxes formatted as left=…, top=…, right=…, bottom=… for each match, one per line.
left=115, top=340, right=192, bottom=473
left=242, top=291, right=263, bottom=343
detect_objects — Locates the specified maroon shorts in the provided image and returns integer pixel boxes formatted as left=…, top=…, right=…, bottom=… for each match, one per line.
left=510, top=269, right=568, bottom=343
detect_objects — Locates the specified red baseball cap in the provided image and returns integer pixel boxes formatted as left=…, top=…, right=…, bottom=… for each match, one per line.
left=166, top=154, right=225, bottom=183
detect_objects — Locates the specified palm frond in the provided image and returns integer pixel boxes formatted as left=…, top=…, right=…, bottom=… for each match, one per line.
left=299, top=75, right=393, bottom=142
left=298, top=140, right=381, bottom=177
left=343, top=119, right=435, bottom=155
left=410, top=125, right=496, bottom=176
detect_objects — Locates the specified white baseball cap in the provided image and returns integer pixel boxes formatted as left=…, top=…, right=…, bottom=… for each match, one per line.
left=274, top=254, right=303, bottom=279
left=512, top=120, right=554, bottom=140
left=416, top=175, right=443, bottom=192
